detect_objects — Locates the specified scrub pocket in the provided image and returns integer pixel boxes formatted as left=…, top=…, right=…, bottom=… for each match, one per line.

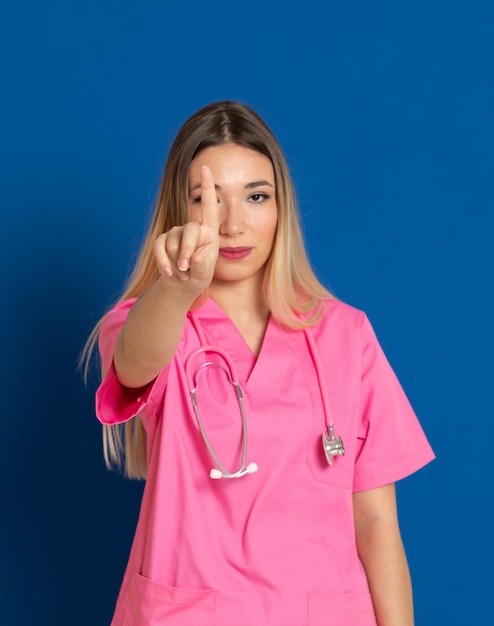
left=122, top=572, right=216, bottom=626
left=308, top=592, right=377, bottom=625
left=306, top=391, right=354, bottom=488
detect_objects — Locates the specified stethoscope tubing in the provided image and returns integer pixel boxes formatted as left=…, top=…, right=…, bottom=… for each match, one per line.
left=186, top=345, right=252, bottom=479
left=186, top=310, right=343, bottom=478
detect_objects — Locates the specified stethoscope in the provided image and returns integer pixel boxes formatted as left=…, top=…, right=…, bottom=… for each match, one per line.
left=185, top=312, right=344, bottom=479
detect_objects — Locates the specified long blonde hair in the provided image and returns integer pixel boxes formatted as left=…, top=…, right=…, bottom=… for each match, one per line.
left=83, top=100, right=331, bottom=479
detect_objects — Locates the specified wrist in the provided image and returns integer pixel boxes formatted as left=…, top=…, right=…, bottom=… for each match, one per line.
left=153, top=275, right=205, bottom=310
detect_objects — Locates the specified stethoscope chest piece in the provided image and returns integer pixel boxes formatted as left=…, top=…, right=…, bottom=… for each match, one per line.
left=322, top=425, right=345, bottom=466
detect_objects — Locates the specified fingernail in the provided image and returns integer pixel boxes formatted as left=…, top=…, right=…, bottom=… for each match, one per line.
left=178, top=259, right=189, bottom=271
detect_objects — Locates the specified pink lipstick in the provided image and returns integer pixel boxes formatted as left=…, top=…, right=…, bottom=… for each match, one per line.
left=219, top=247, right=253, bottom=261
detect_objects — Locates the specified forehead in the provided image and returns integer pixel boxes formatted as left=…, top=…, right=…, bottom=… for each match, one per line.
left=189, top=144, right=275, bottom=185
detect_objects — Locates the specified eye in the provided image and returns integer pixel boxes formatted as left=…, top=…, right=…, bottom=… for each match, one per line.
left=190, top=195, right=202, bottom=204
left=248, top=192, right=269, bottom=203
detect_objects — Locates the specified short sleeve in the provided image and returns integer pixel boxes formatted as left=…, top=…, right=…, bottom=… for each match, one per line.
left=352, top=315, right=435, bottom=492
left=95, top=299, right=169, bottom=425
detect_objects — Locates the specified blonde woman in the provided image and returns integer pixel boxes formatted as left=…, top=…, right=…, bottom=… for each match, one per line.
left=87, top=101, right=434, bottom=625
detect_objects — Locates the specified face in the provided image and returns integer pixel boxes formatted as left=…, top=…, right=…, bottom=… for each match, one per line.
left=188, top=144, right=278, bottom=289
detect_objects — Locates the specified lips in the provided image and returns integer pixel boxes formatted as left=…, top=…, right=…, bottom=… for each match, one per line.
left=219, top=247, right=253, bottom=260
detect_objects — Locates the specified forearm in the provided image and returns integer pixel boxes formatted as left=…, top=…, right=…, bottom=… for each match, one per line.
left=353, top=485, right=414, bottom=626
left=114, top=277, right=198, bottom=388
left=357, top=519, right=413, bottom=625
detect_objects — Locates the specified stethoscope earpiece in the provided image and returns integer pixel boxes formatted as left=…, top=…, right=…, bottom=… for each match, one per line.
left=210, top=462, right=259, bottom=480
left=245, top=462, right=259, bottom=475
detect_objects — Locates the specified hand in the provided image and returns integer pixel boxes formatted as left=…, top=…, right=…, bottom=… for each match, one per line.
left=153, top=165, right=219, bottom=295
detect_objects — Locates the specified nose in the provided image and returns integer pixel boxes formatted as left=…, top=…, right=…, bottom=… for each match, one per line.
left=218, top=200, right=245, bottom=236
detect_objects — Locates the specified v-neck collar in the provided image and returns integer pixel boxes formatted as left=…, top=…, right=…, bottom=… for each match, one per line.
left=191, top=298, right=300, bottom=389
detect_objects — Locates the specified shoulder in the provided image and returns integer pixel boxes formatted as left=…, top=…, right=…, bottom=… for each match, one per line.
left=98, top=298, right=137, bottom=358
left=316, top=297, right=367, bottom=333
left=100, top=298, right=137, bottom=331
left=102, top=297, right=137, bottom=320
left=310, top=297, right=380, bottom=358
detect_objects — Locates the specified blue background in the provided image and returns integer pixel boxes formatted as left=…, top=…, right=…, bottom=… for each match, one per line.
left=1, top=1, right=492, bottom=624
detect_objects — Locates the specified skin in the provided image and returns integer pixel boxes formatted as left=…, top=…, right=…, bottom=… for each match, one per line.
left=113, top=162, right=220, bottom=389
left=113, top=143, right=414, bottom=625
left=187, top=145, right=278, bottom=296
left=114, top=144, right=277, bottom=388
left=354, top=485, right=414, bottom=625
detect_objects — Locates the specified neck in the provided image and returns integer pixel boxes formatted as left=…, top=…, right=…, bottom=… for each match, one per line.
left=209, top=277, right=267, bottom=320
left=208, top=278, right=270, bottom=356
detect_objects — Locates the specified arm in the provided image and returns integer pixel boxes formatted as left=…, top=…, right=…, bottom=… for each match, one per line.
left=353, top=484, right=414, bottom=626
left=114, top=165, right=219, bottom=388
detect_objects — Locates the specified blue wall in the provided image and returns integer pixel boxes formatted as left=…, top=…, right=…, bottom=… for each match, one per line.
left=1, top=1, right=492, bottom=624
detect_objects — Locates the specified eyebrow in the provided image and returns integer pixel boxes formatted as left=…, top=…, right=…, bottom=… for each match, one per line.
left=188, top=180, right=274, bottom=193
left=245, top=180, right=274, bottom=189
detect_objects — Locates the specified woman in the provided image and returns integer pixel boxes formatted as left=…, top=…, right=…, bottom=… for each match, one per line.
left=89, top=101, right=434, bottom=625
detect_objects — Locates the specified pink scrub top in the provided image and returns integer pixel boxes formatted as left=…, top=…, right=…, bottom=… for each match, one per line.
left=96, top=297, right=434, bottom=626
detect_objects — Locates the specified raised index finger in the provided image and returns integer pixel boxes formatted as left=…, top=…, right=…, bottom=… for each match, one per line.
left=199, top=166, right=218, bottom=229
